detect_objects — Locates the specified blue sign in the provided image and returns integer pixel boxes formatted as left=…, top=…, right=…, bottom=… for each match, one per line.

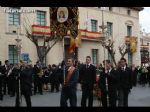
left=21, top=53, right=29, bottom=62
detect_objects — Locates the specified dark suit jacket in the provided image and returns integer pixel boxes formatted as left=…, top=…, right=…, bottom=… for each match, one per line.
left=20, top=68, right=32, bottom=94
left=80, top=64, right=96, bottom=89
left=117, top=67, right=132, bottom=90
left=98, top=68, right=119, bottom=94
left=2, top=65, right=9, bottom=76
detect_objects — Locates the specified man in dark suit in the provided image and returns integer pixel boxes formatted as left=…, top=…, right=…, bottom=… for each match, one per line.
left=147, top=64, right=150, bottom=87
left=81, top=56, right=96, bottom=107
left=117, top=58, right=132, bottom=107
left=60, top=57, right=79, bottom=107
left=20, top=63, right=33, bottom=107
left=98, top=60, right=119, bottom=107
left=0, top=61, right=3, bottom=100
left=131, top=64, right=138, bottom=87
left=2, top=60, right=10, bottom=95
left=50, top=64, right=60, bottom=92
left=33, top=61, right=43, bottom=95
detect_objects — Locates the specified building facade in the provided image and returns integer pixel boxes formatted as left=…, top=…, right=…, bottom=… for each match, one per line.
left=0, top=7, right=143, bottom=66
left=140, top=32, right=150, bottom=66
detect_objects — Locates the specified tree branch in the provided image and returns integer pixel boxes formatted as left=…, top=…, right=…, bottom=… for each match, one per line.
left=45, top=38, right=60, bottom=55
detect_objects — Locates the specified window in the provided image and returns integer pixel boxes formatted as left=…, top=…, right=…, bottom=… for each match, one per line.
left=107, top=22, right=113, bottom=36
left=92, top=49, right=98, bottom=66
left=91, top=19, right=98, bottom=32
left=108, top=51, right=112, bottom=63
left=8, top=7, right=20, bottom=26
left=127, top=9, right=131, bottom=16
left=9, top=45, right=18, bottom=64
left=127, top=25, right=132, bottom=66
left=37, top=10, right=46, bottom=26
left=109, top=7, right=113, bottom=11
left=127, top=25, right=132, bottom=36
left=128, top=52, right=132, bottom=66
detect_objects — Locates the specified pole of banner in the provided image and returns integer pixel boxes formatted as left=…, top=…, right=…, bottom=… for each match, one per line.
left=15, top=70, right=21, bottom=107
left=100, top=7, right=109, bottom=107
left=104, top=41, right=109, bottom=107
left=62, top=36, right=66, bottom=84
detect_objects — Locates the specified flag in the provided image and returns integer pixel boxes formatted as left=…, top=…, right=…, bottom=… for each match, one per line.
left=130, top=36, right=137, bottom=53
left=68, top=36, right=76, bottom=54
left=75, top=30, right=82, bottom=47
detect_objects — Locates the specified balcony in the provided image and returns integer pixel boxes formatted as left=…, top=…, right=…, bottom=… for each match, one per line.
left=32, top=25, right=102, bottom=41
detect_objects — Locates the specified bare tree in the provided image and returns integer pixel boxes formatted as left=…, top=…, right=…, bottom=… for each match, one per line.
left=24, top=24, right=61, bottom=65
left=101, top=39, right=117, bottom=67
left=118, top=44, right=130, bottom=58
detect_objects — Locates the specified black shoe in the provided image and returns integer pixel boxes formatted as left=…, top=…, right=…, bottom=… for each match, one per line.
left=0, top=95, right=3, bottom=100
left=10, top=95, right=15, bottom=97
left=34, top=91, right=37, bottom=95
left=56, top=90, right=59, bottom=92
left=50, top=90, right=54, bottom=92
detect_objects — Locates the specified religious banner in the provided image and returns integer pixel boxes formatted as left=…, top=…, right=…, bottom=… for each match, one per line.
left=130, top=36, right=137, bottom=53
left=50, top=7, right=79, bottom=39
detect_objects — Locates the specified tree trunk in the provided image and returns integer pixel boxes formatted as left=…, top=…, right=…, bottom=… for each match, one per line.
left=36, top=45, right=46, bottom=66
left=108, top=49, right=117, bottom=67
left=111, top=53, right=117, bottom=67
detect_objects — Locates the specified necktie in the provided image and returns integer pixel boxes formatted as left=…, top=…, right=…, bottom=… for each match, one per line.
left=107, top=70, right=110, bottom=75
left=86, top=65, right=89, bottom=69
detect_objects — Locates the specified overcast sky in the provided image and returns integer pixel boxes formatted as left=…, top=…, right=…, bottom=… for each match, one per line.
left=139, top=7, right=150, bottom=33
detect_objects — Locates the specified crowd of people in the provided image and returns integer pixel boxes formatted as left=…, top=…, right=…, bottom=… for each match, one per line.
left=0, top=60, right=64, bottom=107
left=0, top=56, right=150, bottom=107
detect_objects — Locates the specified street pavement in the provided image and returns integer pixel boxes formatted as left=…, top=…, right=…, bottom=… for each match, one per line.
left=0, top=84, right=150, bottom=107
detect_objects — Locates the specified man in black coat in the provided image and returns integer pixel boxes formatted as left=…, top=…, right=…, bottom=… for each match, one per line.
left=0, top=61, right=3, bottom=100
left=147, top=65, right=150, bottom=87
left=50, top=64, right=60, bottom=92
left=98, top=60, right=119, bottom=107
left=2, top=60, right=10, bottom=95
left=81, top=56, right=96, bottom=107
left=131, top=64, right=138, bottom=87
left=8, top=64, right=16, bottom=97
left=117, top=58, right=132, bottom=107
left=20, top=63, right=33, bottom=107
left=33, top=61, right=43, bottom=95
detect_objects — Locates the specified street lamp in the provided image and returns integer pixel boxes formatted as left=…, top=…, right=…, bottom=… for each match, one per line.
left=15, top=26, right=22, bottom=107
left=15, top=26, right=22, bottom=64
left=15, top=38, right=21, bottom=64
